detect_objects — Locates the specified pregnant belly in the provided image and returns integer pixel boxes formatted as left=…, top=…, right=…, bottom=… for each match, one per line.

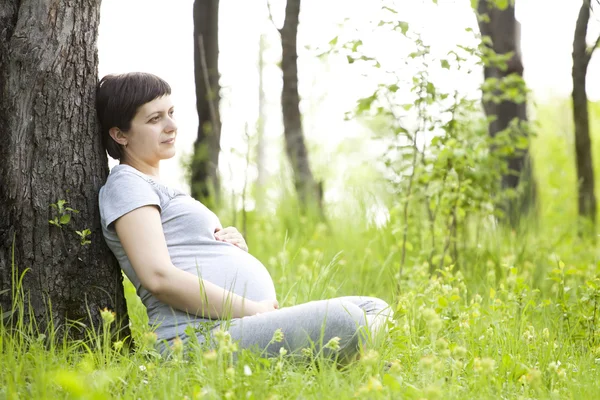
left=173, top=242, right=277, bottom=302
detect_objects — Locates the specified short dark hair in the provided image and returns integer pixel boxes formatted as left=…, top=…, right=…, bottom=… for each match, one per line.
left=96, top=72, right=171, bottom=160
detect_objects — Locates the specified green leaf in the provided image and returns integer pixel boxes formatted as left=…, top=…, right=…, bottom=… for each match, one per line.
left=494, top=0, right=509, bottom=10
left=60, top=214, right=71, bottom=225
left=346, top=55, right=355, bottom=64
left=398, top=21, right=409, bottom=35
left=438, top=296, right=449, bottom=308
left=382, top=374, right=402, bottom=392
left=328, top=36, right=338, bottom=46
left=441, top=59, right=450, bottom=69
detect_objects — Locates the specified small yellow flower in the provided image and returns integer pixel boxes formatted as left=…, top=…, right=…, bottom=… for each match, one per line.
left=271, top=328, right=284, bottom=343
left=419, top=355, right=435, bottom=370
left=171, top=337, right=183, bottom=355
left=203, top=350, right=217, bottom=362
left=100, top=308, right=115, bottom=325
left=452, top=346, right=467, bottom=359
left=324, top=336, right=341, bottom=351
left=141, top=332, right=157, bottom=348
left=361, top=349, right=379, bottom=366
left=301, top=347, right=313, bottom=357
left=422, top=308, right=437, bottom=322
left=279, top=347, right=288, bottom=356
left=524, top=368, right=542, bottom=387
left=355, top=376, right=383, bottom=395
left=542, top=328, right=550, bottom=340
left=473, top=357, right=495, bottom=374
left=112, top=340, right=124, bottom=352
left=435, top=338, right=448, bottom=350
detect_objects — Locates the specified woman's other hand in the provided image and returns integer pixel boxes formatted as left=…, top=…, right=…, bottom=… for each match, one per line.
left=249, top=299, right=279, bottom=316
left=214, top=226, right=248, bottom=252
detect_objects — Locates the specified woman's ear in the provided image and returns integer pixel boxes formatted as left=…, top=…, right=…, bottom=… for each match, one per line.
left=109, top=127, right=127, bottom=147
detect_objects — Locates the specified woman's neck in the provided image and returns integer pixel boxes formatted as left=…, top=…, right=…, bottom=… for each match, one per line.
left=119, top=158, right=160, bottom=179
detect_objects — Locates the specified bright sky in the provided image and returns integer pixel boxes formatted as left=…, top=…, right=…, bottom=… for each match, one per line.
left=98, top=0, right=600, bottom=197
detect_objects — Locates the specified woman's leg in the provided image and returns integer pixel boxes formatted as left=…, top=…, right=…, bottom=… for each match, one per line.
left=211, top=298, right=370, bottom=362
left=332, top=296, right=393, bottom=340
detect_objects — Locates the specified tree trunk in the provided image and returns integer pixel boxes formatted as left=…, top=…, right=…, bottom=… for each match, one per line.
left=477, top=0, right=535, bottom=225
left=280, top=0, right=323, bottom=213
left=572, top=0, right=597, bottom=231
left=256, top=33, right=268, bottom=211
left=0, top=0, right=129, bottom=340
left=192, top=0, right=221, bottom=210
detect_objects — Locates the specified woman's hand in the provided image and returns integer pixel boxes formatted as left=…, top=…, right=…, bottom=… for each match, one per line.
left=249, top=299, right=279, bottom=316
left=214, top=226, right=248, bottom=252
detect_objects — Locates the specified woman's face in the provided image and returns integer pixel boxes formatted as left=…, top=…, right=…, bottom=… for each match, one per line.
left=123, top=95, right=177, bottom=164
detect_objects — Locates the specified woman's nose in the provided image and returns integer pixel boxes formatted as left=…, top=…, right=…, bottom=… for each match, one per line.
left=166, top=116, right=177, bottom=132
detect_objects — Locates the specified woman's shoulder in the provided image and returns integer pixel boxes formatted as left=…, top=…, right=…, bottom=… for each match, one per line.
left=102, top=164, right=185, bottom=200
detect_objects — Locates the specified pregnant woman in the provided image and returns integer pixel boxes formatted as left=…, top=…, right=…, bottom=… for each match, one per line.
left=97, top=72, right=392, bottom=362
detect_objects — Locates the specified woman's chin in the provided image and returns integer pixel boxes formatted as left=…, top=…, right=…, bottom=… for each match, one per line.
left=161, top=149, right=177, bottom=160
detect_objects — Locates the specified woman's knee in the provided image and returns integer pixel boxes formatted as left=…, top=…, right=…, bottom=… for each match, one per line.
left=322, top=301, right=368, bottom=353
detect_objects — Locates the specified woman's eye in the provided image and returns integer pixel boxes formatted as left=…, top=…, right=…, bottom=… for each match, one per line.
left=150, top=116, right=160, bottom=123
left=169, top=110, right=175, bottom=117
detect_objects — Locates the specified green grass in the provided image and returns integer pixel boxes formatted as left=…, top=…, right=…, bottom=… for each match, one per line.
left=2, top=100, right=600, bottom=399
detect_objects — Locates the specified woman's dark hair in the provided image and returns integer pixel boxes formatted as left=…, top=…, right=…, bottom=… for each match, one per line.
left=96, top=72, right=171, bottom=160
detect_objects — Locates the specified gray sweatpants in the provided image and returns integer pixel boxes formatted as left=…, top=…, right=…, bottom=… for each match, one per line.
left=178, top=296, right=393, bottom=362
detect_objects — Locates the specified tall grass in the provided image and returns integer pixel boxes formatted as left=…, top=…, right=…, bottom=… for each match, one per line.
left=2, top=101, right=600, bottom=399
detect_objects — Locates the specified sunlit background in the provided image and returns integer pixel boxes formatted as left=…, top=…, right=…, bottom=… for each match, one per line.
left=98, top=0, right=600, bottom=213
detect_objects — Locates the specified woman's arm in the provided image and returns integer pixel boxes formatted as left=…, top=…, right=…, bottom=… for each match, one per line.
left=114, top=205, right=274, bottom=319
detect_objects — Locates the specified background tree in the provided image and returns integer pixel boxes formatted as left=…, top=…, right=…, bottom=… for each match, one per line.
left=0, top=1, right=129, bottom=339
left=192, top=0, right=222, bottom=209
left=476, top=0, right=535, bottom=225
left=271, top=0, right=323, bottom=214
left=255, top=33, right=268, bottom=212
left=572, top=0, right=600, bottom=232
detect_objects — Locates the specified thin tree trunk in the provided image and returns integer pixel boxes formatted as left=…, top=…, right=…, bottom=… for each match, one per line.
left=477, top=0, right=535, bottom=226
left=280, top=0, right=323, bottom=213
left=572, top=0, right=598, bottom=231
left=192, top=0, right=221, bottom=209
left=256, top=33, right=268, bottom=210
left=0, top=0, right=129, bottom=340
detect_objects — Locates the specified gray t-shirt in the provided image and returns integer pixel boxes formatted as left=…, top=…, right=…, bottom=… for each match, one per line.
left=99, top=164, right=277, bottom=340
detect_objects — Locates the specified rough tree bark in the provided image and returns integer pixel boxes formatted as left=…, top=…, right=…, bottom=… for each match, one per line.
left=477, top=0, right=535, bottom=225
left=572, top=0, right=599, bottom=231
left=0, top=0, right=129, bottom=339
left=279, top=0, right=323, bottom=213
left=192, top=0, right=221, bottom=210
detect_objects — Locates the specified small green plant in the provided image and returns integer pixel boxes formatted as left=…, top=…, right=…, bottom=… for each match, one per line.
left=48, top=199, right=79, bottom=228
left=49, top=199, right=91, bottom=246
left=75, top=229, right=92, bottom=246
